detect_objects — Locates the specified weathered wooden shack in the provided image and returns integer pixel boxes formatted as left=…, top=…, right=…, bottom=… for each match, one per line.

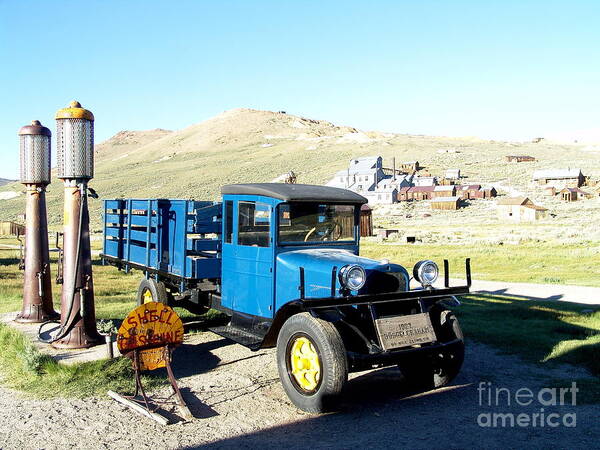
left=431, top=196, right=461, bottom=210
left=398, top=186, right=435, bottom=201
left=0, top=221, right=25, bottom=236
left=532, top=168, right=584, bottom=188
left=433, top=185, right=457, bottom=198
left=444, top=169, right=461, bottom=181
left=474, top=186, right=498, bottom=199
left=559, top=187, right=593, bottom=202
left=458, top=184, right=481, bottom=200
left=497, top=197, right=547, bottom=222
left=506, top=155, right=536, bottom=162
left=400, top=161, right=420, bottom=172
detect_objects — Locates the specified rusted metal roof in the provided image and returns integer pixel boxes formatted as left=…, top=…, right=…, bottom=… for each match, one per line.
left=497, top=196, right=529, bottom=206
left=409, top=186, right=436, bottom=192
left=431, top=196, right=460, bottom=203
left=523, top=204, right=548, bottom=211
left=460, top=184, right=482, bottom=191
left=532, top=168, right=582, bottom=180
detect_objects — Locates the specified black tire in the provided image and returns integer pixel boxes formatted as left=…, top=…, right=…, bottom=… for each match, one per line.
left=276, top=312, right=348, bottom=413
left=136, top=278, right=169, bottom=306
left=399, top=308, right=464, bottom=390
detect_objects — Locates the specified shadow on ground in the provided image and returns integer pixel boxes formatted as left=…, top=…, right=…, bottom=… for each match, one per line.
left=457, top=293, right=599, bottom=378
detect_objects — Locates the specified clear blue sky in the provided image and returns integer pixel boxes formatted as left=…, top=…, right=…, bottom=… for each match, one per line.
left=1, top=0, right=599, bottom=179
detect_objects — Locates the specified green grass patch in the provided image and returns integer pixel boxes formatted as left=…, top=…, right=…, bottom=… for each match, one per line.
left=0, top=322, right=165, bottom=398
left=457, top=293, right=600, bottom=402
left=361, top=241, right=600, bottom=287
left=2, top=238, right=599, bottom=401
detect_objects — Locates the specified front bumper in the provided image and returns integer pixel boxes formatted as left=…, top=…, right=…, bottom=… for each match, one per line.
left=347, top=337, right=463, bottom=372
left=298, top=268, right=470, bottom=372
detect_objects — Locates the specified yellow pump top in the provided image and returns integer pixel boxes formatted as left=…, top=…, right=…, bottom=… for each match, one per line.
left=55, top=100, right=94, bottom=121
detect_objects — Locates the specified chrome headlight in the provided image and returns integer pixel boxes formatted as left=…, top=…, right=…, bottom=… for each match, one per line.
left=339, top=264, right=366, bottom=291
left=413, top=260, right=439, bottom=287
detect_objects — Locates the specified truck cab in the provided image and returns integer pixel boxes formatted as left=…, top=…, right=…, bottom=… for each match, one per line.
left=102, top=183, right=471, bottom=413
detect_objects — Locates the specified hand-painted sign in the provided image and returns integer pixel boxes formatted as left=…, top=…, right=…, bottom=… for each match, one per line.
left=117, top=303, right=184, bottom=353
left=138, top=347, right=168, bottom=371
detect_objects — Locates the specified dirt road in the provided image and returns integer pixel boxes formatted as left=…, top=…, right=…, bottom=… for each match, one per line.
left=0, top=331, right=597, bottom=449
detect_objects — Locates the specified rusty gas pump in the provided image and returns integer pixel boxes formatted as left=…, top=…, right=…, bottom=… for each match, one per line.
left=51, top=101, right=102, bottom=349
left=16, top=121, right=59, bottom=323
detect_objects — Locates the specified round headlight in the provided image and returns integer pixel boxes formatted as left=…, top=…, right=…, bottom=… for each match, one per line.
left=339, top=264, right=366, bottom=291
left=413, top=260, right=439, bottom=286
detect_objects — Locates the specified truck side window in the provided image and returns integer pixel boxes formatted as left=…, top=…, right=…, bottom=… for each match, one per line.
left=238, top=201, right=270, bottom=247
left=225, top=200, right=233, bottom=243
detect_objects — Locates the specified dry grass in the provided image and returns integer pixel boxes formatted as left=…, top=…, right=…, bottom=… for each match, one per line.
left=0, top=108, right=598, bottom=235
left=361, top=241, right=600, bottom=286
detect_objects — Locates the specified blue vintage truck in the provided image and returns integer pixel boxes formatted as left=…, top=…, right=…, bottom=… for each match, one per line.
left=101, top=183, right=471, bottom=412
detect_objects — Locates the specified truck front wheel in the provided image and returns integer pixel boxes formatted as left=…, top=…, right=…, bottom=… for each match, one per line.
left=136, top=278, right=170, bottom=306
left=276, top=313, right=348, bottom=413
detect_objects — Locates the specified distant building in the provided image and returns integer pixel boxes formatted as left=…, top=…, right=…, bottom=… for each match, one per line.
left=457, top=185, right=497, bottom=199
left=363, top=185, right=398, bottom=205
left=458, top=184, right=481, bottom=200
left=444, top=169, right=461, bottom=181
left=532, top=168, right=584, bottom=188
left=398, top=186, right=435, bottom=201
left=480, top=187, right=498, bottom=199
left=328, top=156, right=385, bottom=191
left=433, top=185, right=456, bottom=198
left=559, top=187, right=593, bottom=202
left=506, top=155, right=536, bottom=162
left=431, top=196, right=461, bottom=210
left=0, top=221, right=25, bottom=236
left=496, top=197, right=548, bottom=222
left=387, top=175, right=412, bottom=190
left=400, top=161, right=420, bottom=172
left=413, top=176, right=437, bottom=187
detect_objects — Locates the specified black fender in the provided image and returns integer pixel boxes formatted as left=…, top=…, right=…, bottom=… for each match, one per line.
left=260, top=300, right=368, bottom=350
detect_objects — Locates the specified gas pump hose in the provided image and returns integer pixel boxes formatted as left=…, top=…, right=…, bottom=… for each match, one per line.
left=38, top=183, right=85, bottom=343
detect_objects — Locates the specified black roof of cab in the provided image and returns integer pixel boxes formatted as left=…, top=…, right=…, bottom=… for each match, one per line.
left=221, top=183, right=367, bottom=204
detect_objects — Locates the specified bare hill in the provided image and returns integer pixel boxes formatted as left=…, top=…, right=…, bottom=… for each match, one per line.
left=0, top=108, right=598, bottom=230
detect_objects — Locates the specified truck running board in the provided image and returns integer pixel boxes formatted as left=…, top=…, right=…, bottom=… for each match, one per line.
left=209, top=325, right=263, bottom=351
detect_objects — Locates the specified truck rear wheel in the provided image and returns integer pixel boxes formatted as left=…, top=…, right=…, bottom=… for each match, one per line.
left=276, top=312, right=348, bottom=413
left=136, top=278, right=169, bottom=306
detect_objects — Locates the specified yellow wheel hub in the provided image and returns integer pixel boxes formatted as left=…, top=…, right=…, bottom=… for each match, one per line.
left=290, top=336, right=321, bottom=392
left=142, top=289, right=154, bottom=304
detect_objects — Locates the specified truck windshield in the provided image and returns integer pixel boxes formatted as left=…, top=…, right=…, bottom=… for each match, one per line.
left=278, top=203, right=356, bottom=244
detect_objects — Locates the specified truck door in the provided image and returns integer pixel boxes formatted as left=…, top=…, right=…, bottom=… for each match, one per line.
left=221, top=197, right=274, bottom=318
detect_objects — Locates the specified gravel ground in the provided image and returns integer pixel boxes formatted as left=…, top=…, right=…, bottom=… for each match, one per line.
left=0, top=331, right=597, bottom=449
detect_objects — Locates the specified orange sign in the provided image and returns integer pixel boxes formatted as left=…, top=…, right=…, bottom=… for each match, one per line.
left=117, top=303, right=184, bottom=353
left=138, top=347, right=168, bottom=371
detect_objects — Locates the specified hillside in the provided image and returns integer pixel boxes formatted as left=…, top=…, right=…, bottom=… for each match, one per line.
left=0, top=108, right=599, bottom=233
left=0, top=178, right=15, bottom=186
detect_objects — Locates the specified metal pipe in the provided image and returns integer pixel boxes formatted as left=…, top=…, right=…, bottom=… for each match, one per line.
left=444, top=259, right=450, bottom=288
left=299, top=267, right=305, bottom=299
left=330, top=266, right=337, bottom=297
